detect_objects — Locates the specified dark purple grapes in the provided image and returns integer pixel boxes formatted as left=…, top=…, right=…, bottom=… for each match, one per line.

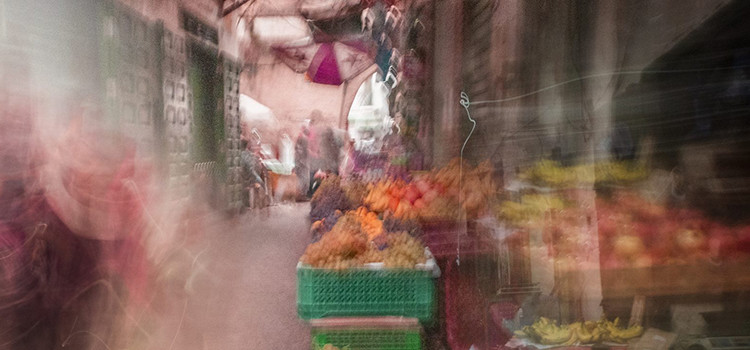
left=310, top=176, right=352, bottom=221
left=382, top=213, right=423, bottom=237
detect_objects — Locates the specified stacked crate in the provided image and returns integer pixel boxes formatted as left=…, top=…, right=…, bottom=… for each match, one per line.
left=297, top=258, right=439, bottom=349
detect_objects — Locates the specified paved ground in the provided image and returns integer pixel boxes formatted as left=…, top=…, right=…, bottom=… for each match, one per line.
left=169, top=203, right=313, bottom=350
left=170, top=202, right=453, bottom=350
left=10, top=201, right=450, bottom=350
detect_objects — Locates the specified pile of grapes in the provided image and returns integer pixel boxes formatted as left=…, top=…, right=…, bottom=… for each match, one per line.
left=342, top=179, right=368, bottom=208
left=310, top=176, right=353, bottom=221
left=302, top=212, right=367, bottom=269
left=301, top=211, right=428, bottom=270
left=381, top=232, right=427, bottom=268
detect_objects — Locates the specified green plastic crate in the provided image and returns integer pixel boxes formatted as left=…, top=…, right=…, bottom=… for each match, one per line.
left=311, top=325, right=422, bottom=350
left=297, top=266, right=437, bottom=324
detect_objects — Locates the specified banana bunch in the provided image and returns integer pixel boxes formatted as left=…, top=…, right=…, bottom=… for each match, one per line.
left=595, top=162, right=648, bottom=184
left=514, top=317, right=575, bottom=345
left=496, top=194, right=566, bottom=228
left=514, top=317, right=643, bottom=345
left=519, top=160, right=584, bottom=187
left=599, top=318, right=644, bottom=343
left=520, top=160, right=648, bottom=188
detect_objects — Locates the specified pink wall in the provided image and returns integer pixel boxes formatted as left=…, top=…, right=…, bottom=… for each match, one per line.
left=243, top=59, right=344, bottom=128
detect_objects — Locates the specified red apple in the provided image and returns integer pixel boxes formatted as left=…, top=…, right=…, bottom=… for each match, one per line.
left=675, top=229, right=706, bottom=253
left=612, top=234, right=645, bottom=259
left=413, top=198, right=426, bottom=209
left=403, top=184, right=420, bottom=204
left=708, top=228, right=735, bottom=261
left=415, top=180, right=431, bottom=195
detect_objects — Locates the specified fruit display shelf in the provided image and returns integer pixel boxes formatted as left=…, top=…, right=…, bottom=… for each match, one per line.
left=297, top=254, right=440, bottom=324
left=599, top=259, right=750, bottom=299
left=310, top=317, right=422, bottom=350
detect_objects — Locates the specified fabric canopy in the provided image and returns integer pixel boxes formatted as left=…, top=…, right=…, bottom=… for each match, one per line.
left=240, top=95, right=278, bottom=125
left=274, top=40, right=374, bottom=85
left=251, top=16, right=312, bottom=46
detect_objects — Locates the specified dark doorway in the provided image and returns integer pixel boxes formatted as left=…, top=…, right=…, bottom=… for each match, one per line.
left=189, top=41, right=222, bottom=164
left=188, top=39, right=224, bottom=207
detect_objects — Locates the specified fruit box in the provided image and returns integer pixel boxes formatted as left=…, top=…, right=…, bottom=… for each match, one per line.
left=310, top=317, right=422, bottom=350
left=297, top=254, right=439, bottom=324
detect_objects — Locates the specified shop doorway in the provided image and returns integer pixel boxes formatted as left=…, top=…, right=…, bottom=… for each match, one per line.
left=188, top=41, right=222, bottom=163
left=188, top=40, right=224, bottom=206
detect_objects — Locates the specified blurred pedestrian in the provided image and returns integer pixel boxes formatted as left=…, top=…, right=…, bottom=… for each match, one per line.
left=241, top=139, right=265, bottom=208
left=320, top=126, right=341, bottom=176
left=307, top=110, right=323, bottom=197
left=340, top=138, right=357, bottom=178
left=294, top=125, right=310, bottom=200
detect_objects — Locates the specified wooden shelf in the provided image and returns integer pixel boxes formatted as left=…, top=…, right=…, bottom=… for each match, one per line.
left=600, top=260, right=750, bottom=299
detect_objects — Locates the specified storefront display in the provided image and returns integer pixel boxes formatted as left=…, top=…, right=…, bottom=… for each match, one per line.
left=301, top=153, right=750, bottom=348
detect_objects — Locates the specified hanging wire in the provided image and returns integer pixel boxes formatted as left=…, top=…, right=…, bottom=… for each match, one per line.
left=457, top=91, right=476, bottom=266
left=469, top=64, right=750, bottom=105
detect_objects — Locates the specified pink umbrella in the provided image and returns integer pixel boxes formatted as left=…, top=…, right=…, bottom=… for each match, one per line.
left=274, top=40, right=374, bottom=85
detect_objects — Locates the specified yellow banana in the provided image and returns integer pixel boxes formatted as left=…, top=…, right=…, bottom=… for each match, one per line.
left=576, top=326, right=594, bottom=344
left=613, top=325, right=643, bottom=341
left=539, top=328, right=572, bottom=345
left=591, top=327, right=604, bottom=343
left=522, top=317, right=643, bottom=345
left=561, top=329, right=579, bottom=346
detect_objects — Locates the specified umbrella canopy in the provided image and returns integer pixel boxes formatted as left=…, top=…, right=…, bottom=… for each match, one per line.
left=273, top=40, right=374, bottom=85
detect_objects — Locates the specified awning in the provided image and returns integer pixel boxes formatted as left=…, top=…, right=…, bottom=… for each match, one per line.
left=251, top=16, right=312, bottom=46
left=240, top=95, right=278, bottom=125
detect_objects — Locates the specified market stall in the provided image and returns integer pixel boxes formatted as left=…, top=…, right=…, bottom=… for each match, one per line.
left=239, top=0, right=750, bottom=349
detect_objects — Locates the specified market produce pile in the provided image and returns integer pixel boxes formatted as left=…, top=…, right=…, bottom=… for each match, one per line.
left=514, top=317, right=643, bottom=346
left=364, top=158, right=496, bottom=221
left=597, top=191, right=750, bottom=268
left=495, top=188, right=750, bottom=268
left=519, top=159, right=648, bottom=188
left=301, top=207, right=428, bottom=269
